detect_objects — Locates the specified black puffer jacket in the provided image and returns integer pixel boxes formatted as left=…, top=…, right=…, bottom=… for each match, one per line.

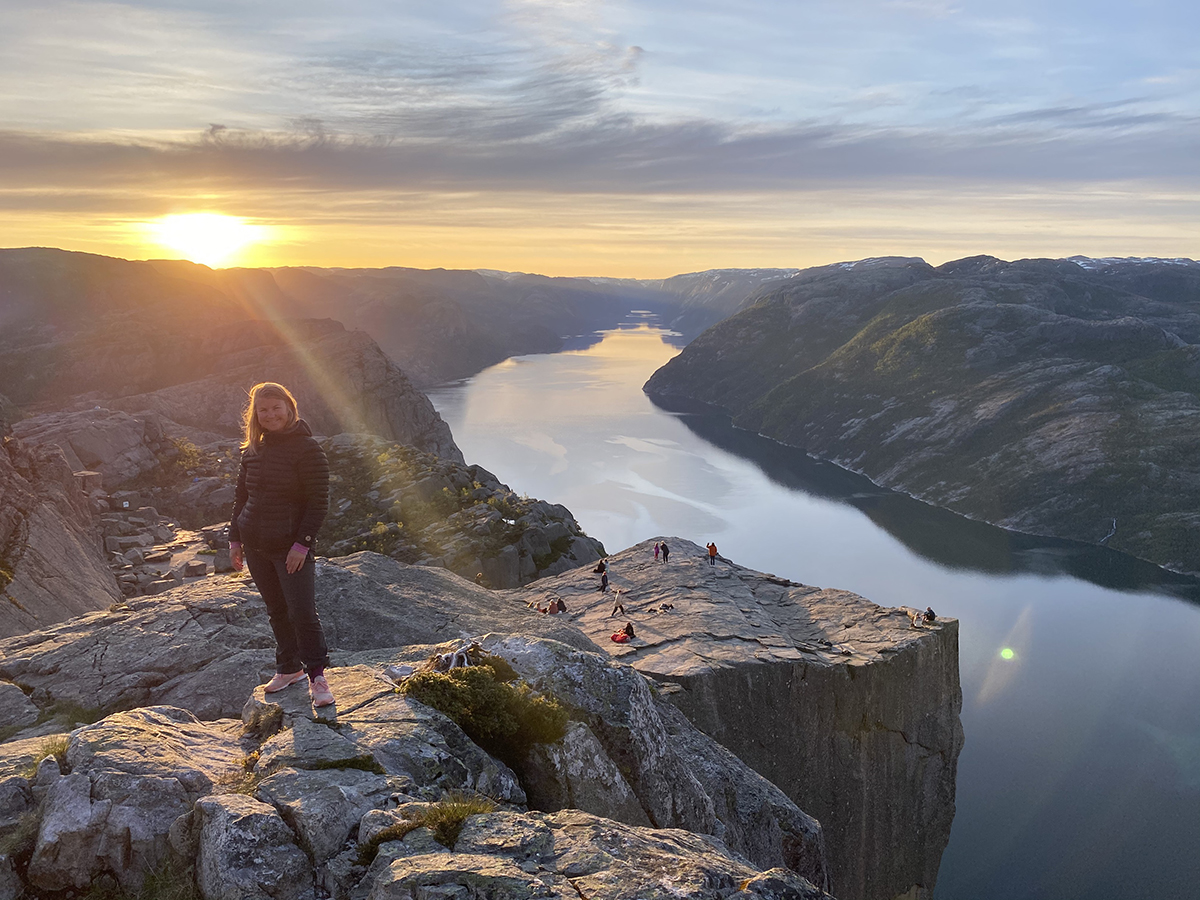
left=229, top=419, right=329, bottom=553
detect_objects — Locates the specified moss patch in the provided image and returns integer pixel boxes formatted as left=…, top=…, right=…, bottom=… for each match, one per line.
left=402, top=665, right=567, bottom=768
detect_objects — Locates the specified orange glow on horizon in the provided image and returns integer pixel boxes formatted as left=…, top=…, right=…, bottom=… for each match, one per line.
left=0, top=184, right=1194, bottom=278
left=141, top=213, right=272, bottom=268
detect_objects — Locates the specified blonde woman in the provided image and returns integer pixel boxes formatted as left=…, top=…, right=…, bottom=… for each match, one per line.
left=228, top=383, right=334, bottom=707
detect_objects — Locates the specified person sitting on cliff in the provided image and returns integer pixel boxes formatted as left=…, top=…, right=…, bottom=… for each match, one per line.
left=923, top=606, right=937, bottom=624
left=555, top=598, right=567, bottom=613
left=593, top=559, right=607, bottom=574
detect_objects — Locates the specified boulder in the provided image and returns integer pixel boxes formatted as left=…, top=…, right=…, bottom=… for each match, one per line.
left=26, top=707, right=243, bottom=892
left=0, top=683, right=37, bottom=733
left=254, top=767, right=411, bottom=864
left=193, top=794, right=314, bottom=900
left=521, top=720, right=650, bottom=826
left=177, top=478, right=237, bottom=525
left=243, top=666, right=527, bottom=806
left=11, top=409, right=161, bottom=487
left=476, top=634, right=828, bottom=889
left=0, top=775, right=31, bottom=831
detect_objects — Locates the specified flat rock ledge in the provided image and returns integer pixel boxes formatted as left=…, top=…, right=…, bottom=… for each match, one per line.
left=520, top=539, right=965, bottom=900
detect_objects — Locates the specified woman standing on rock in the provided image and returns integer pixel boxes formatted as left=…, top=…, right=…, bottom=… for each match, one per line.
left=228, top=382, right=335, bottom=707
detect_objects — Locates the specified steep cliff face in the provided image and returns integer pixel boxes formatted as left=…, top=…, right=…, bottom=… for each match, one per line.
left=645, top=255, right=1200, bottom=574
left=665, top=619, right=961, bottom=900
left=522, top=538, right=963, bottom=900
left=0, top=436, right=120, bottom=638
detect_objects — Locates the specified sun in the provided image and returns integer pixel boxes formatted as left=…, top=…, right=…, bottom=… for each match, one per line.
left=145, top=213, right=268, bottom=267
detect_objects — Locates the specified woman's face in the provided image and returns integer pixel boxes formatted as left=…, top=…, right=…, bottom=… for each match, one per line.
left=256, top=397, right=292, bottom=432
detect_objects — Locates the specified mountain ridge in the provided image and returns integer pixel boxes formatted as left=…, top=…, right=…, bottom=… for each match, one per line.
left=644, top=253, right=1200, bottom=574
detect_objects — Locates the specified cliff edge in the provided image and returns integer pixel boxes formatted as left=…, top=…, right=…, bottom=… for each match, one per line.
left=521, top=539, right=964, bottom=900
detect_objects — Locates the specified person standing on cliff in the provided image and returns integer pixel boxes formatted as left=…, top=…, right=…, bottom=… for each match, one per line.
left=707, top=542, right=718, bottom=566
left=654, top=541, right=660, bottom=561
left=660, top=541, right=670, bottom=563
left=229, top=382, right=335, bottom=708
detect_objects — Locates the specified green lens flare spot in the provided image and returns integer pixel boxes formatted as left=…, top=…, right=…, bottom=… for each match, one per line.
left=1000, top=648, right=1015, bottom=660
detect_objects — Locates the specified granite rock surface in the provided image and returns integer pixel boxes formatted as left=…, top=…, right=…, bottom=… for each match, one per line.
left=1, top=541, right=961, bottom=900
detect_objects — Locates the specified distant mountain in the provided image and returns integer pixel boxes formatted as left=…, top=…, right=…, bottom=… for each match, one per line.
left=644, top=255, right=1200, bottom=575
left=0, top=248, right=783, bottom=391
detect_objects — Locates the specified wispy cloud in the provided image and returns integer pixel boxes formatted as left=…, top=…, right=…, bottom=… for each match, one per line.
left=0, top=0, right=1196, bottom=271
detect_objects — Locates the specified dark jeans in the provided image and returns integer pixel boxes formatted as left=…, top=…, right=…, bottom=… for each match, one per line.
left=245, top=546, right=330, bottom=674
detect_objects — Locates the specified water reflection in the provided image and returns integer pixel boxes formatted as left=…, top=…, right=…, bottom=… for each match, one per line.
left=657, top=400, right=1200, bottom=602
left=429, top=321, right=1200, bottom=900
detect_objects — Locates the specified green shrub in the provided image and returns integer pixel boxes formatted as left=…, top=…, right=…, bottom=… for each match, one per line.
left=168, top=438, right=203, bottom=473
left=402, top=664, right=567, bottom=767
left=479, top=655, right=519, bottom=683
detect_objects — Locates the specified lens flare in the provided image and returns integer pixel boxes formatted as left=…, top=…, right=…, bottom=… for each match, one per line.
left=145, top=213, right=267, bottom=267
left=1000, top=648, right=1015, bottom=660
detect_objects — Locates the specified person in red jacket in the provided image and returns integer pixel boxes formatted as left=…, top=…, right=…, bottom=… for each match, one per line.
left=228, top=382, right=334, bottom=708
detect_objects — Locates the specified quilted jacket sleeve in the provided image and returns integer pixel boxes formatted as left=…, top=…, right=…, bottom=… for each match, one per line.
left=292, top=440, right=330, bottom=549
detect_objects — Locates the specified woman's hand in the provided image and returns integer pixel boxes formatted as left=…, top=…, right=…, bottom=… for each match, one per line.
left=285, top=545, right=308, bottom=574
left=230, top=544, right=244, bottom=571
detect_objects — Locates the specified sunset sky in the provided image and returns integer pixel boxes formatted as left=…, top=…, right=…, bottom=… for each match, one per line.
left=1, top=0, right=1197, bottom=275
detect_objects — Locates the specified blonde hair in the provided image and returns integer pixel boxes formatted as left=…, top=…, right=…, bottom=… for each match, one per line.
left=241, top=382, right=299, bottom=455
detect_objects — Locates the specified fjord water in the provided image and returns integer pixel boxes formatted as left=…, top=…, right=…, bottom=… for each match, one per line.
left=427, top=321, right=1200, bottom=900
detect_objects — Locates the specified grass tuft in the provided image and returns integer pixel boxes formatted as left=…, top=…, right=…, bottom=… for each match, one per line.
left=356, top=790, right=498, bottom=864
left=18, top=733, right=70, bottom=778
left=0, top=802, right=42, bottom=866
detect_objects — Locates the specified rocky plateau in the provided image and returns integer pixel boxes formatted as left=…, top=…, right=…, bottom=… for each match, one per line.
left=0, top=541, right=961, bottom=900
